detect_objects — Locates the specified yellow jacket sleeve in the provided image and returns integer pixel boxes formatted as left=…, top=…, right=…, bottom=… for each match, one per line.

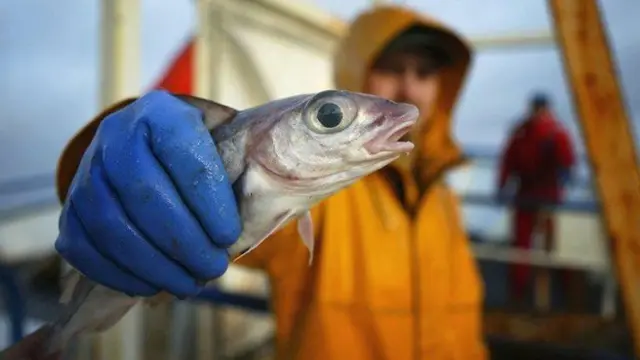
left=233, top=205, right=324, bottom=274
left=56, top=99, right=322, bottom=274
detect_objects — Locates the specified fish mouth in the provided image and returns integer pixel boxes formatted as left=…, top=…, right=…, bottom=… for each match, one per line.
left=365, top=106, right=418, bottom=155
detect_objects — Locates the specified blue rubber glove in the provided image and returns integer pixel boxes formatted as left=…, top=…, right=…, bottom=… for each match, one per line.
left=55, top=90, right=241, bottom=298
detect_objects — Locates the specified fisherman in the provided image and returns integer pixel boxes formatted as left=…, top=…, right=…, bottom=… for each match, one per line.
left=497, top=92, right=576, bottom=305
left=9, top=4, right=486, bottom=360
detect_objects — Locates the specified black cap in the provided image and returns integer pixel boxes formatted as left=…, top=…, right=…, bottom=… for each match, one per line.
left=530, top=92, right=550, bottom=109
left=374, top=25, right=456, bottom=69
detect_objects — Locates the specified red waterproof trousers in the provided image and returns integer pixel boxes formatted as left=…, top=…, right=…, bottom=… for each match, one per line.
left=510, top=209, right=554, bottom=300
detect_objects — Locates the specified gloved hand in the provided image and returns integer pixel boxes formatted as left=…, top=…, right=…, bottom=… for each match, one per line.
left=55, top=90, right=241, bottom=298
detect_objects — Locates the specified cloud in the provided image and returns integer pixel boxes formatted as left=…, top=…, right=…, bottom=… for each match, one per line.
left=0, top=0, right=193, bottom=183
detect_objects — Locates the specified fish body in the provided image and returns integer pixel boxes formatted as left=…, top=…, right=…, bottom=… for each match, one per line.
left=3, top=90, right=418, bottom=358
left=206, top=90, right=418, bottom=258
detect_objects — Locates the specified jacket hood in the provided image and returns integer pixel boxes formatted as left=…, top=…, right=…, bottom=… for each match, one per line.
left=333, top=5, right=474, bottom=184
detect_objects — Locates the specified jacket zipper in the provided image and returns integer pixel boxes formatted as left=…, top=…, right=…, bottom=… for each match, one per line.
left=413, top=185, right=453, bottom=360
left=408, top=181, right=421, bottom=360
left=367, top=174, right=422, bottom=360
left=439, top=185, right=458, bottom=358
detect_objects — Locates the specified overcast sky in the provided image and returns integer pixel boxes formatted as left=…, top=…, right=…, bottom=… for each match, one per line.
left=0, top=0, right=638, bottom=194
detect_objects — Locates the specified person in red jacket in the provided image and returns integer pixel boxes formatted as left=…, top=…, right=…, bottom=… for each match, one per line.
left=497, top=93, right=576, bottom=304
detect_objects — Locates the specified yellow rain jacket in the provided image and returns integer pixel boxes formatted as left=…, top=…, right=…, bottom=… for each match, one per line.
left=55, top=5, right=486, bottom=360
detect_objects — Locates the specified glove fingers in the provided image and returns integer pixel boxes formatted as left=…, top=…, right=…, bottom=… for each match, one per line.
left=132, top=91, right=241, bottom=247
left=99, top=118, right=231, bottom=281
left=55, top=203, right=158, bottom=297
left=70, top=161, right=211, bottom=298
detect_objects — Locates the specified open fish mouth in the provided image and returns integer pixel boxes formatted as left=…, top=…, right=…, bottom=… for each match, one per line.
left=365, top=107, right=418, bottom=154
left=381, top=120, right=416, bottom=152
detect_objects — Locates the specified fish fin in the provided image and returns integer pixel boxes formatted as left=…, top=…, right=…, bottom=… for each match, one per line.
left=230, top=210, right=296, bottom=262
left=49, top=278, right=139, bottom=351
left=59, top=269, right=82, bottom=304
left=92, top=302, right=135, bottom=332
left=174, top=94, right=238, bottom=129
left=297, top=211, right=315, bottom=266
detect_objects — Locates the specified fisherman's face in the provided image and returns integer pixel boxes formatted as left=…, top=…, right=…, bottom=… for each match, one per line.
left=366, top=49, right=443, bottom=142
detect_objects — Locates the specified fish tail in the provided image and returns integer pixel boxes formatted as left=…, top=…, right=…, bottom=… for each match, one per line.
left=45, top=271, right=140, bottom=353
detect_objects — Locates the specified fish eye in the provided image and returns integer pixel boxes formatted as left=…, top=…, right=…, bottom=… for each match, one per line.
left=317, top=103, right=343, bottom=128
left=304, top=91, right=358, bottom=134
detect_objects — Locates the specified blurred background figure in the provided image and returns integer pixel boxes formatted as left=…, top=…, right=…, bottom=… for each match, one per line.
left=496, top=92, right=576, bottom=306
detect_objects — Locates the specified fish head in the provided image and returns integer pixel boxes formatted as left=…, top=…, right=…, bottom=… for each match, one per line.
left=250, top=89, right=419, bottom=193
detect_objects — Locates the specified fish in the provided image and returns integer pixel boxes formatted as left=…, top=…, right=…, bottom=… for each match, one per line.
left=0, top=89, right=418, bottom=359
